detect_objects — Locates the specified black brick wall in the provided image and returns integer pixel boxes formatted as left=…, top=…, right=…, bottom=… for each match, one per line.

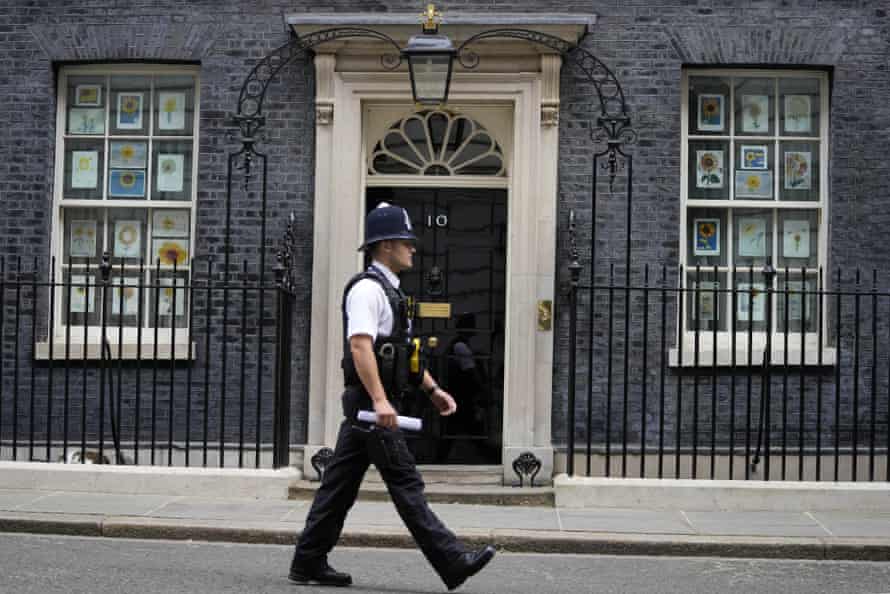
left=1, top=1, right=888, bottom=461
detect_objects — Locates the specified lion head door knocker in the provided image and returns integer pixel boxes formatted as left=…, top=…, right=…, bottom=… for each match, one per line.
left=426, top=264, right=444, bottom=297
left=512, top=451, right=542, bottom=487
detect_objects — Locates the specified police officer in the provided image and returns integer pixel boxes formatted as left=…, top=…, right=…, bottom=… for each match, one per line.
left=289, top=202, right=496, bottom=590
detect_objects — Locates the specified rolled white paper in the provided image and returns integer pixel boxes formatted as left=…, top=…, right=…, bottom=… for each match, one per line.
left=357, top=410, right=423, bottom=432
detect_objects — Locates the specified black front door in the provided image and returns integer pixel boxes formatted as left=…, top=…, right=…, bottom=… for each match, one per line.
left=366, top=187, right=507, bottom=464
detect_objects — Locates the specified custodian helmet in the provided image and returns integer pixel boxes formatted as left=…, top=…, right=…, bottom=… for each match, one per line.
left=358, top=202, right=417, bottom=250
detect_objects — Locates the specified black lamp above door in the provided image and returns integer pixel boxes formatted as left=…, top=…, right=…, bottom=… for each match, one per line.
left=402, top=4, right=457, bottom=106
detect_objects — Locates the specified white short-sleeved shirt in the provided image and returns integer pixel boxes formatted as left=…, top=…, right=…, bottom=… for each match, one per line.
left=345, top=261, right=402, bottom=342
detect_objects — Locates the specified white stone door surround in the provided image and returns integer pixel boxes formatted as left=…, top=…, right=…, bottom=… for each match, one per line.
left=291, top=13, right=593, bottom=483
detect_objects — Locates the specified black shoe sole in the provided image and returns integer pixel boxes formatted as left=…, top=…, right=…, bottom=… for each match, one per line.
left=288, top=574, right=352, bottom=587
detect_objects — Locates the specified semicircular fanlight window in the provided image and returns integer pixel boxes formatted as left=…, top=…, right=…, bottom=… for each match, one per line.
left=369, top=110, right=506, bottom=177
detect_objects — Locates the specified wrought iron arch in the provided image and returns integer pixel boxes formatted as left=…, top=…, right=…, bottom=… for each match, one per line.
left=226, top=28, right=405, bottom=284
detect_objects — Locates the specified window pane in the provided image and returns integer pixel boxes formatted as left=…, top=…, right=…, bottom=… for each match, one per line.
left=108, top=208, right=148, bottom=266
left=688, top=140, right=729, bottom=200
left=106, top=275, right=142, bottom=327
left=779, top=140, right=819, bottom=201
left=63, top=139, right=104, bottom=200
left=778, top=209, right=819, bottom=269
left=688, top=208, right=727, bottom=267
left=686, top=270, right=727, bottom=332
left=153, top=75, right=196, bottom=136
left=733, top=143, right=773, bottom=200
left=149, top=208, right=190, bottom=268
left=734, top=209, right=773, bottom=268
left=62, top=267, right=100, bottom=327
left=688, top=76, right=730, bottom=136
left=66, top=75, right=106, bottom=136
left=732, top=269, right=769, bottom=333
left=734, top=77, right=774, bottom=136
left=149, top=271, right=189, bottom=329
left=62, top=207, right=105, bottom=264
left=779, top=78, right=820, bottom=137
left=152, top=140, right=193, bottom=200
left=110, top=75, right=150, bottom=136
left=778, top=270, right=819, bottom=333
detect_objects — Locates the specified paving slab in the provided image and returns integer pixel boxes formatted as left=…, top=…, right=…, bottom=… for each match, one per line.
left=432, top=503, right=560, bottom=531
left=341, top=501, right=404, bottom=527
left=809, top=511, right=890, bottom=538
left=557, top=509, right=696, bottom=535
left=0, top=489, right=52, bottom=511
left=683, top=511, right=829, bottom=537
left=16, top=492, right=177, bottom=516
left=147, top=498, right=301, bottom=521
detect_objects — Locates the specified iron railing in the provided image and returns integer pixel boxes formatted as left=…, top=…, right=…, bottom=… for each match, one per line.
left=0, top=254, right=295, bottom=468
left=566, top=261, right=890, bottom=482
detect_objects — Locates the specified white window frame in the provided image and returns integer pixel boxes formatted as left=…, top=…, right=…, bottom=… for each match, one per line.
left=673, top=68, right=834, bottom=367
left=40, top=64, right=201, bottom=359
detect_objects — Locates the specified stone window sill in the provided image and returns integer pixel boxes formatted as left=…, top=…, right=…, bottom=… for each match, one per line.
left=669, top=333, right=836, bottom=368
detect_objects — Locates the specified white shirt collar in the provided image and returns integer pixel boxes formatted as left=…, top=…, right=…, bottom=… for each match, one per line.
left=370, top=260, right=400, bottom=289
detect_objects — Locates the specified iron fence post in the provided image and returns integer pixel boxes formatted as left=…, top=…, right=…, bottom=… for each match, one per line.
left=567, top=210, right=582, bottom=477
left=757, top=261, right=777, bottom=479
left=98, top=252, right=111, bottom=464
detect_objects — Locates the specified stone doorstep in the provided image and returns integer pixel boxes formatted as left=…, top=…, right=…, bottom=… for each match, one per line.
left=289, top=480, right=555, bottom=507
left=294, top=463, right=555, bottom=506
left=362, top=465, right=505, bottom=485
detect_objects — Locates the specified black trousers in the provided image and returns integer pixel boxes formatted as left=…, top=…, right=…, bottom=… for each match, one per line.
left=293, top=391, right=465, bottom=580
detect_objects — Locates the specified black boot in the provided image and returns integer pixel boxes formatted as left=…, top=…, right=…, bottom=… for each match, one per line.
left=442, top=545, right=496, bottom=591
left=289, top=558, right=352, bottom=587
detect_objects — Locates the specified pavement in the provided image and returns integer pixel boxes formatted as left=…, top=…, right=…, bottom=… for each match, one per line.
left=2, top=487, right=890, bottom=561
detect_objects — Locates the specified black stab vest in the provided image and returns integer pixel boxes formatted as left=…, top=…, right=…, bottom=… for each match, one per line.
left=340, top=265, right=414, bottom=398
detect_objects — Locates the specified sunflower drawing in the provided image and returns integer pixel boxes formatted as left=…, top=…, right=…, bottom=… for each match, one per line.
left=160, top=215, right=178, bottom=232
left=696, top=221, right=718, bottom=252
left=701, top=98, right=720, bottom=123
left=120, top=171, right=137, bottom=188
left=163, top=96, right=178, bottom=124
left=117, top=224, right=138, bottom=246
left=746, top=100, right=763, bottom=129
left=120, top=144, right=135, bottom=161
left=121, top=96, right=139, bottom=114
left=157, top=241, right=187, bottom=266
left=699, top=151, right=722, bottom=186
left=787, top=96, right=808, bottom=126
left=745, top=175, right=761, bottom=192
left=785, top=152, right=809, bottom=188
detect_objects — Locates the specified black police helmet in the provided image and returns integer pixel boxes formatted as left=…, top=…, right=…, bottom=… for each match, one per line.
left=358, top=202, right=417, bottom=251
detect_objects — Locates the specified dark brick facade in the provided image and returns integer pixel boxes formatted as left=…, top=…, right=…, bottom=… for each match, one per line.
left=1, top=1, right=889, bottom=463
